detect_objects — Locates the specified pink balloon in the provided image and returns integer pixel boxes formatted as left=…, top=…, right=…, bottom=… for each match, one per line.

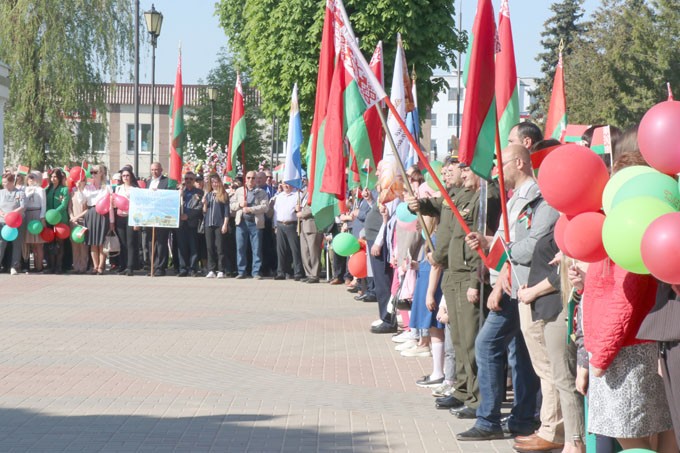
left=114, top=194, right=129, bottom=212
left=564, top=212, right=608, bottom=263
left=554, top=214, right=574, bottom=257
left=95, top=194, right=111, bottom=215
left=641, top=212, right=680, bottom=284
left=638, top=101, right=680, bottom=175
left=537, top=144, right=609, bottom=215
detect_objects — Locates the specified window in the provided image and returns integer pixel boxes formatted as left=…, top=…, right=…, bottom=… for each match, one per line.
left=127, top=124, right=152, bottom=154
left=448, top=87, right=464, bottom=101
left=431, top=113, right=437, bottom=127
left=448, top=114, right=461, bottom=128
left=432, top=141, right=438, bottom=155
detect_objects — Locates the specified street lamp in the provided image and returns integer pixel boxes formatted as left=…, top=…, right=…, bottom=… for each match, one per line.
left=144, top=4, right=163, bottom=165
left=207, top=86, right=218, bottom=139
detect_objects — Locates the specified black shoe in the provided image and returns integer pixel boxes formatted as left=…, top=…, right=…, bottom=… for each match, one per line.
left=347, top=286, right=360, bottom=293
left=274, top=274, right=286, bottom=280
left=235, top=274, right=246, bottom=279
left=125, top=269, right=134, bottom=276
left=451, top=406, right=477, bottom=419
left=354, top=294, right=368, bottom=301
left=177, top=271, right=188, bottom=277
left=370, top=322, right=397, bottom=334
left=362, top=295, right=377, bottom=302
left=415, top=375, right=444, bottom=388
left=306, top=277, right=320, bottom=284
left=456, top=426, right=503, bottom=441
left=294, top=276, right=303, bottom=281
left=191, top=270, right=201, bottom=277
left=435, top=395, right=465, bottom=410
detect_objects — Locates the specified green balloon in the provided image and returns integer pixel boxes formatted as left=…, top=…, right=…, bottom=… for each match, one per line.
left=602, top=196, right=675, bottom=274
left=45, top=209, right=61, bottom=226
left=27, top=219, right=44, bottom=235
left=332, top=232, right=360, bottom=257
left=71, top=226, right=86, bottom=244
left=612, top=172, right=680, bottom=211
left=425, top=161, right=444, bottom=190
left=602, top=165, right=656, bottom=214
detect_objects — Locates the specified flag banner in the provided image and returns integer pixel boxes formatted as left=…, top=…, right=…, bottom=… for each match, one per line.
left=495, top=0, right=519, bottom=149
left=486, top=234, right=508, bottom=272
left=459, top=0, right=498, bottom=180
left=168, top=47, right=186, bottom=189
left=17, top=165, right=29, bottom=176
left=530, top=144, right=561, bottom=175
left=283, top=83, right=304, bottom=189
left=545, top=51, right=567, bottom=140
left=560, top=124, right=589, bottom=143
left=405, top=67, right=421, bottom=169
left=226, top=73, right=246, bottom=177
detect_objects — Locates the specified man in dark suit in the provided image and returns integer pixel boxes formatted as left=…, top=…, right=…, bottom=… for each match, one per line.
left=176, top=172, right=204, bottom=277
left=145, top=162, right=171, bottom=276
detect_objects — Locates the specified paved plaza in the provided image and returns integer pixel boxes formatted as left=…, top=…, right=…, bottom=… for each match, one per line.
left=0, top=274, right=519, bottom=452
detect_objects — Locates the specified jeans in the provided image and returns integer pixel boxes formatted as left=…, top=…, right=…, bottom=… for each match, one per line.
left=475, top=295, right=539, bottom=433
left=236, top=220, right=262, bottom=276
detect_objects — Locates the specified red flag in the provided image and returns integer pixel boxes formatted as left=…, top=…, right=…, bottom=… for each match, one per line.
left=495, top=0, right=520, bottom=147
left=168, top=48, right=186, bottom=188
left=226, top=73, right=246, bottom=177
left=545, top=51, right=567, bottom=140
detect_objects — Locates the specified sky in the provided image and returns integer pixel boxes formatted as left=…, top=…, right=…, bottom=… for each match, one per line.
left=141, top=0, right=601, bottom=86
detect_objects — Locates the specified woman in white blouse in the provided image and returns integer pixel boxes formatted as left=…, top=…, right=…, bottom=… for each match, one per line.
left=83, top=164, right=114, bottom=274
left=23, top=171, right=46, bottom=272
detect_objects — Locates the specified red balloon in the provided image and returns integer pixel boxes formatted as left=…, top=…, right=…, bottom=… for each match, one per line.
left=4, top=211, right=22, bottom=228
left=95, top=193, right=111, bottom=215
left=69, top=166, right=86, bottom=183
left=537, top=144, right=609, bottom=216
left=641, top=212, right=680, bottom=284
left=638, top=101, right=680, bottom=175
left=40, top=228, right=55, bottom=242
left=348, top=250, right=368, bottom=278
left=113, top=194, right=129, bottom=212
left=54, top=223, right=71, bottom=240
left=554, top=214, right=573, bottom=257
left=564, top=212, right=608, bottom=263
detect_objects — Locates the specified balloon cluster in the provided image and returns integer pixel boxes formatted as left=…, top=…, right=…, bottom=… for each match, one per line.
left=332, top=233, right=367, bottom=278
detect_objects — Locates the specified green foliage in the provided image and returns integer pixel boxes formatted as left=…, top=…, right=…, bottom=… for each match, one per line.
left=216, top=0, right=466, bottom=135
left=565, top=0, right=680, bottom=127
left=0, top=0, right=134, bottom=169
left=532, top=0, right=586, bottom=120
left=185, top=49, right=268, bottom=174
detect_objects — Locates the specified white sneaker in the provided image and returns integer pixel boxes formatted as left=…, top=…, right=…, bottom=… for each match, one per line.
left=431, top=382, right=454, bottom=397
left=395, top=340, right=418, bottom=351
left=371, top=319, right=383, bottom=327
left=400, top=345, right=432, bottom=357
left=216, top=272, right=225, bottom=279
left=391, top=330, right=419, bottom=343
left=10, top=268, right=18, bottom=276
left=206, top=271, right=216, bottom=278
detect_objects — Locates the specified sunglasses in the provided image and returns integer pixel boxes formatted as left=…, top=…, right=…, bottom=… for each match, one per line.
left=91, top=171, right=99, bottom=174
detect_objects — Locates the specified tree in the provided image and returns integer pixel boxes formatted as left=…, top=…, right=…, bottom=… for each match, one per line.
left=0, top=0, right=134, bottom=169
left=185, top=50, right=268, bottom=175
left=216, top=0, right=466, bottom=135
left=531, top=0, right=586, bottom=120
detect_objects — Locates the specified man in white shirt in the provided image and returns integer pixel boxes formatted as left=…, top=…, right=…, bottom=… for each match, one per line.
left=273, top=183, right=303, bottom=280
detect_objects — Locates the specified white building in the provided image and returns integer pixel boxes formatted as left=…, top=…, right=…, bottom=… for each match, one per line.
left=424, top=70, right=537, bottom=159
left=0, top=61, right=9, bottom=175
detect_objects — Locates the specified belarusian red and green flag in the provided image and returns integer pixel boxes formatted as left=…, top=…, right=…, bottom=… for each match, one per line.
left=459, top=0, right=497, bottom=180
left=168, top=47, right=186, bottom=189
left=226, top=73, right=246, bottom=177
left=495, top=0, right=519, bottom=148
left=486, top=234, right=508, bottom=272
left=545, top=50, right=567, bottom=140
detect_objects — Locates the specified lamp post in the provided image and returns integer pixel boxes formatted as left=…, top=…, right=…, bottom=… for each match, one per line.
left=144, top=4, right=163, bottom=166
left=207, top=86, right=218, bottom=139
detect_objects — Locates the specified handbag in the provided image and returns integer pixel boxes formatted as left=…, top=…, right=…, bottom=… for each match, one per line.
left=103, top=230, right=121, bottom=257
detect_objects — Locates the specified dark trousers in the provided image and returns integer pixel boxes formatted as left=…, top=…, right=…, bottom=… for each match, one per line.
left=275, top=222, right=303, bottom=278
left=148, top=227, right=169, bottom=272
left=205, top=226, right=225, bottom=273
left=367, top=239, right=394, bottom=325
left=261, top=217, right=277, bottom=276
left=115, top=215, right=139, bottom=271
left=177, top=222, right=199, bottom=272
left=225, top=218, right=237, bottom=274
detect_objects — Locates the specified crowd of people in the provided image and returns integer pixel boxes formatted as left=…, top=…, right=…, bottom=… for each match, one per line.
left=1, top=120, right=680, bottom=452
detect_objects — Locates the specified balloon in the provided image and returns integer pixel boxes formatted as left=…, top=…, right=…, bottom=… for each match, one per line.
left=537, top=144, right=609, bottom=215
left=425, top=161, right=444, bottom=190
left=638, top=100, right=680, bottom=174
left=95, top=194, right=111, bottom=215
left=71, top=225, right=87, bottom=243
left=54, top=223, right=70, bottom=240
left=396, top=202, right=417, bottom=223
left=611, top=172, right=680, bottom=211
left=332, top=232, right=360, bottom=257
left=27, top=219, right=44, bottom=235
left=641, top=212, right=680, bottom=284
left=113, top=194, right=130, bottom=212
left=4, top=211, right=22, bottom=228
left=602, top=197, right=675, bottom=274
left=564, top=212, right=608, bottom=263
left=45, top=209, right=61, bottom=226
left=1, top=225, right=18, bottom=241
left=348, top=250, right=368, bottom=278
left=69, top=166, right=86, bottom=183
left=554, top=214, right=573, bottom=257
left=602, top=165, right=657, bottom=214
left=39, top=228, right=55, bottom=242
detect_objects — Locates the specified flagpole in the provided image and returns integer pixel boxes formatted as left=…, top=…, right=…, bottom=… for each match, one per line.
left=375, top=107, right=435, bottom=254
left=494, top=123, right=510, bottom=244
left=382, top=96, right=488, bottom=265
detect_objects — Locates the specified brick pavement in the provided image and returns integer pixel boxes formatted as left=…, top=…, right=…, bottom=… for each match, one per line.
left=0, top=273, right=521, bottom=452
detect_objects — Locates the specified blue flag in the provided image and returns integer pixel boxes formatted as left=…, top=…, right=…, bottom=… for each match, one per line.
left=405, top=77, right=421, bottom=168
left=283, top=83, right=304, bottom=189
